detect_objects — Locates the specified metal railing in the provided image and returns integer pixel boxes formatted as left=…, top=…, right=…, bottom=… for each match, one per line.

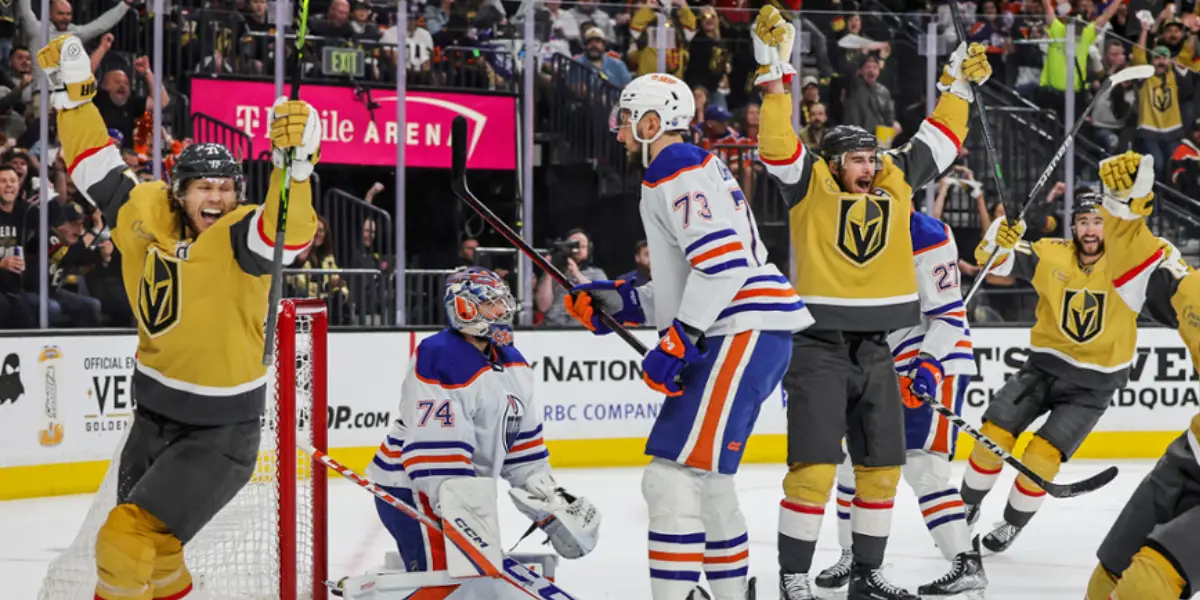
left=545, top=54, right=626, bottom=175
left=283, top=268, right=396, bottom=327
left=316, top=188, right=394, bottom=270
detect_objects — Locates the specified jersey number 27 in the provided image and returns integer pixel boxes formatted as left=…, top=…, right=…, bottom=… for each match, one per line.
left=417, top=400, right=455, bottom=427
left=933, top=261, right=960, bottom=291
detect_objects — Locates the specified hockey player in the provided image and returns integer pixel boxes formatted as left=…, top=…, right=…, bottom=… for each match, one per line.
left=815, top=210, right=986, bottom=598
left=751, top=4, right=992, bottom=598
left=564, top=72, right=813, bottom=600
left=960, top=193, right=1168, bottom=555
left=1082, top=150, right=1200, bottom=600
left=37, top=35, right=319, bottom=600
left=365, top=266, right=600, bottom=585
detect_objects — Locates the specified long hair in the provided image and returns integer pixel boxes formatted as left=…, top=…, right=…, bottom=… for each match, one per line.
left=313, top=215, right=336, bottom=261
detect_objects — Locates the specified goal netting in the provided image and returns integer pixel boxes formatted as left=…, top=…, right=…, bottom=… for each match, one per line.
left=38, top=299, right=329, bottom=600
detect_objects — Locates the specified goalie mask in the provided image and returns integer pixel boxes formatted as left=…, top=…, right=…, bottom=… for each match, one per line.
left=444, top=266, right=516, bottom=347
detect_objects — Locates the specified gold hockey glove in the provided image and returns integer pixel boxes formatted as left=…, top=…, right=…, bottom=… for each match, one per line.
left=37, top=35, right=96, bottom=110
left=270, top=97, right=322, bottom=182
left=751, top=6, right=796, bottom=86
left=1100, top=151, right=1156, bottom=220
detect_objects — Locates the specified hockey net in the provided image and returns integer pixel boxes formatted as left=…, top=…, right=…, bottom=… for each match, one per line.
left=38, top=298, right=329, bottom=600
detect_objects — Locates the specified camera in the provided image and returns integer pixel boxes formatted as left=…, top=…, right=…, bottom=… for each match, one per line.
left=548, top=238, right=582, bottom=272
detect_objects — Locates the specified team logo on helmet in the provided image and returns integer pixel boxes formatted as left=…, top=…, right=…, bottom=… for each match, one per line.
left=836, top=194, right=891, bottom=266
left=137, top=247, right=182, bottom=338
left=1060, top=288, right=1106, bottom=344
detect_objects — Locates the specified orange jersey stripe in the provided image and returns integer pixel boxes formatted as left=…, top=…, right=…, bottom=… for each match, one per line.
left=690, top=242, right=744, bottom=266
left=922, top=499, right=965, bottom=517
left=402, top=455, right=473, bottom=468
left=704, top=550, right=750, bottom=564
left=649, top=550, right=705, bottom=562
left=644, top=155, right=712, bottom=188
left=685, top=331, right=753, bottom=471
left=509, top=438, right=544, bottom=453
left=377, top=443, right=401, bottom=459
left=732, top=287, right=795, bottom=301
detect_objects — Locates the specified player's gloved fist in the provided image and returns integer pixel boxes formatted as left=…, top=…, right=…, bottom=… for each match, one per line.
left=565, top=279, right=644, bottom=335
left=938, top=42, right=991, bottom=102
left=751, top=5, right=797, bottom=86
left=1100, top=151, right=1156, bottom=220
left=975, top=217, right=1025, bottom=265
left=908, top=353, right=943, bottom=402
left=642, top=320, right=705, bottom=397
left=898, top=375, right=923, bottom=409
left=994, top=218, right=1026, bottom=249
left=36, top=35, right=95, bottom=110
left=270, top=97, right=322, bottom=181
left=509, top=473, right=601, bottom=559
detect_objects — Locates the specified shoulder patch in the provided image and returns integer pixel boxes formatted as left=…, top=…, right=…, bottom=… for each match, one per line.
left=644, top=143, right=712, bottom=188
left=910, top=212, right=950, bottom=254
left=414, top=330, right=491, bottom=387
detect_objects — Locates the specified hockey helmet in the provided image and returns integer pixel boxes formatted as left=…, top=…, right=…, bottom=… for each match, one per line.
left=444, top=266, right=517, bottom=346
left=821, top=125, right=879, bottom=165
left=617, top=73, right=695, bottom=167
left=1072, top=192, right=1102, bottom=220
left=170, top=143, right=246, bottom=203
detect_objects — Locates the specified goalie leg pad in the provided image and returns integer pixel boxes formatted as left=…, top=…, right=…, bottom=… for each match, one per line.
left=903, top=450, right=969, bottom=560
left=1111, top=547, right=1188, bottom=600
left=850, top=465, right=900, bottom=568
left=835, top=453, right=855, bottom=550
left=94, top=504, right=165, bottom=600
left=961, top=421, right=1017, bottom=505
left=699, top=472, right=751, bottom=599
left=1004, top=435, right=1061, bottom=527
left=778, top=462, right=835, bottom=573
left=375, top=484, right=447, bottom=572
left=150, top=532, right=192, bottom=600
left=642, top=457, right=706, bottom=599
left=440, top=477, right=504, bottom=578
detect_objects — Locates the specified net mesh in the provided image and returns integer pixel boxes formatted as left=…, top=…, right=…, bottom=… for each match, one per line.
left=38, top=312, right=318, bottom=600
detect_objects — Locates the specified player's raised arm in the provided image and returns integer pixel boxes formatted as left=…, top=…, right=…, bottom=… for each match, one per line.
left=752, top=6, right=818, bottom=206
left=36, top=34, right=136, bottom=224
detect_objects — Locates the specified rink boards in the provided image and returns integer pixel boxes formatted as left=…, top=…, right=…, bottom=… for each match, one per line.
left=0, top=327, right=1196, bottom=499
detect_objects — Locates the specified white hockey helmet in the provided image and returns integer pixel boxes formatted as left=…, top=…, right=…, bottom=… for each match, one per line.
left=617, top=73, right=695, bottom=166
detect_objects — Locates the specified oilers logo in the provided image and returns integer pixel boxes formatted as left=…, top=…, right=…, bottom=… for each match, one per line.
left=1060, top=288, right=1106, bottom=344
left=836, top=193, right=891, bottom=265
left=503, top=394, right=525, bottom=452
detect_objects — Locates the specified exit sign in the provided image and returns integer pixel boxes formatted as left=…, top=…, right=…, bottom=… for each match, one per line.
left=322, top=46, right=365, bottom=78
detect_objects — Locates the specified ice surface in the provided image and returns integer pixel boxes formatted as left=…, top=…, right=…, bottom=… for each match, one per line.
left=1, top=460, right=1151, bottom=599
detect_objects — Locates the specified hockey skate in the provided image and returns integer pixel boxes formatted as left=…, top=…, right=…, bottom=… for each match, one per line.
left=687, top=586, right=713, bottom=600
left=780, top=571, right=817, bottom=600
left=978, top=521, right=1023, bottom=555
left=963, top=502, right=981, bottom=529
left=815, top=549, right=853, bottom=592
left=916, top=537, right=987, bottom=599
left=848, top=563, right=919, bottom=600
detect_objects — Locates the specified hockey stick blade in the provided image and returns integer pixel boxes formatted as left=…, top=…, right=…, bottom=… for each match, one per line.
left=1110, top=64, right=1155, bottom=84
left=449, top=116, right=651, bottom=357
left=918, top=394, right=1118, bottom=498
left=298, top=442, right=584, bottom=599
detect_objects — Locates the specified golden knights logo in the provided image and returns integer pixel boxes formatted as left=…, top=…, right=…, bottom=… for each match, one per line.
left=1151, top=83, right=1173, bottom=113
left=1060, top=288, right=1106, bottom=343
left=138, top=247, right=182, bottom=337
left=836, top=194, right=891, bottom=265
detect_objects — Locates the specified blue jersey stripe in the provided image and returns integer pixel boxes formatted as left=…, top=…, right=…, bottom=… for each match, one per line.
left=918, top=488, right=960, bottom=504
left=891, top=335, right=924, bottom=356
left=704, top=533, right=749, bottom=549
left=743, top=274, right=790, bottom=286
left=371, top=456, right=406, bottom=472
left=925, top=300, right=964, bottom=316
left=684, top=228, right=738, bottom=256
left=926, top=513, right=966, bottom=530
left=503, top=450, right=550, bottom=466
left=649, top=531, right=706, bottom=544
left=515, top=425, right=543, bottom=440
left=704, top=567, right=750, bottom=580
left=698, top=258, right=750, bottom=275
left=716, top=300, right=806, bottom=322
left=402, top=440, right=475, bottom=454
left=408, top=468, right=476, bottom=479
left=649, top=569, right=702, bottom=582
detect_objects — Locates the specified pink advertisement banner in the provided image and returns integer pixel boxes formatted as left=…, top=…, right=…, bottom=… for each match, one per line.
left=189, top=79, right=518, bottom=170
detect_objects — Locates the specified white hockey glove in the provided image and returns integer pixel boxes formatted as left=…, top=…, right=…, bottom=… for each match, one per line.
left=270, top=96, right=322, bottom=182
left=1100, top=151, right=1156, bottom=220
left=509, top=472, right=601, bottom=559
left=36, top=35, right=95, bottom=111
left=937, top=42, right=992, bottom=102
left=751, top=6, right=796, bottom=86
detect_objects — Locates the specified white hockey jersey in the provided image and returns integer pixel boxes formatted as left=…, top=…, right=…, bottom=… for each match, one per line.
left=637, top=143, right=814, bottom=336
left=366, top=330, right=550, bottom=512
left=888, top=212, right=976, bottom=377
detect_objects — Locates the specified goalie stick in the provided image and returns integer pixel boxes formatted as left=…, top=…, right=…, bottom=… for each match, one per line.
left=298, top=443, right=584, bottom=599
left=916, top=393, right=1118, bottom=498
left=261, top=0, right=314, bottom=365
left=963, top=63, right=1155, bottom=305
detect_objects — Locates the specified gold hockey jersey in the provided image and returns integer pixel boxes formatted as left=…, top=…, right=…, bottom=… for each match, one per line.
left=758, top=91, right=969, bottom=332
left=58, top=103, right=316, bottom=425
left=991, top=238, right=1138, bottom=389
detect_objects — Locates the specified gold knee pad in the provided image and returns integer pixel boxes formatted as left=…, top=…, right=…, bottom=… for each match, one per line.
left=783, top=463, right=836, bottom=506
left=95, top=504, right=167, bottom=600
left=1112, top=547, right=1187, bottom=600
left=1085, top=562, right=1119, bottom=600
left=852, top=465, right=901, bottom=501
left=970, top=422, right=1017, bottom=471
left=151, top=534, right=192, bottom=599
left=1015, top=435, right=1062, bottom=494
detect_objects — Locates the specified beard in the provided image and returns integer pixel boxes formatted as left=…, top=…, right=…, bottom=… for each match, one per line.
left=1074, top=234, right=1104, bottom=257
left=586, top=47, right=603, bottom=60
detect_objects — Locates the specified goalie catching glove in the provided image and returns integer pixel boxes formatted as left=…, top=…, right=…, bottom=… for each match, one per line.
left=270, top=96, right=322, bottom=182
left=36, top=35, right=95, bottom=111
left=508, top=472, right=601, bottom=559
left=1099, top=151, right=1155, bottom=220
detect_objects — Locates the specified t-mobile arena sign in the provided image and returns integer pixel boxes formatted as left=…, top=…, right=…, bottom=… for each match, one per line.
left=189, top=79, right=518, bottom=170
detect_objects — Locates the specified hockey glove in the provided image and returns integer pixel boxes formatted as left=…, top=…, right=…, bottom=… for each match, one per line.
left=642, top=320, right=705, bottom=397
left=564, top=279, right=645, bottom=335
left=898, top=375, right=922, bottom=409
left=509, top=473, right=601, bottom=559
left=751, top=5, right=796, bottom=86
left=907, top=354, right=944, bottom=407
left=974, top=217, right=1026, bottom=266
left=270, top=97, right=322, bottom=182
left=938, top=42, right=992, bottom=102
left=36, top=35, right=95, bottom=111
left=1100, top=151, right=1156, bottom=220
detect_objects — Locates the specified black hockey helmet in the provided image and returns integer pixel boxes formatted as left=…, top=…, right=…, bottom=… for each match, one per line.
left=170, top=143, right=246, bottom=203
left=1072, top=191, right=1102, bottom=221
left=821, top=125, right=879, bottom=164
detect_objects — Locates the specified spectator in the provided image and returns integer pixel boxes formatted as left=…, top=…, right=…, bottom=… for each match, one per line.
left=567, top=0, right=615, bottom=44
left=575, top=27, right=631, bottom=89
left=95, top=57, right=171, bottom=150
left=799, top=75, right=821, bottom=127
left=616, top=239, right=651, bottom=286
left=120, top=146, right=139, bottom=169
left=381, top=4, right=433, bottom=75
left=3, top=147, right=34, bottom=204
left=843, top=55, right=899, bottom=147
left=1132, top=38, right=1194, bottom=180
left=1156, top=13, right=1200, bottom=67
left=18, top=0, right=132, bottom=51
left=350, top=2, right=383, bottom=42
left=969, top=0, right=1013, bottom=80
left=0, top=0, right=14, bottom=63
left=689, top=85, right=708, bottom=143
left=737, top=101, right=760, bottom=143
left=84, top=236, right=131, bottom=326
left=23, top=201, right=103, bottom=327
left=0, top=46, right=32, bottom=138
left=457, top=237, right=479, bottom=266
left=423, top=0, right=457, bottom=37
left=1090, top=46, right=1137, bottom=154
left=798, top=102, right=829, bottom=150
left=289, top=216, right=351, bottom=324
left=240, top=0, right=275, bottom=75
left=628, top=0, right=695, bottom=78
left=684, top=6, right=729, bottom=101
left=534, top=229, right=613, bottom=327
left=1171, top=118, right=1200, bottom=197
left=0, top=163, right=29, bottom=328
left=311, top=0, right=356, bottom=42
left=700, top=104, right=741, bottom=147
left=1036, top=0, right=1121, bottom=115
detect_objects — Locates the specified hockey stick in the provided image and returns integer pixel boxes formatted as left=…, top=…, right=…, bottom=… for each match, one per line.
left=961, top=64, right=1155, bottom=305
left=449, top=115, right=650, bottom=356
left=947, top=0, right=1014, bottom=228
left=261, top=0, right=314, bottom=365
left=297, top=443, right=583, bottom=599
left=917, top=393, right=1118, bottom=498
